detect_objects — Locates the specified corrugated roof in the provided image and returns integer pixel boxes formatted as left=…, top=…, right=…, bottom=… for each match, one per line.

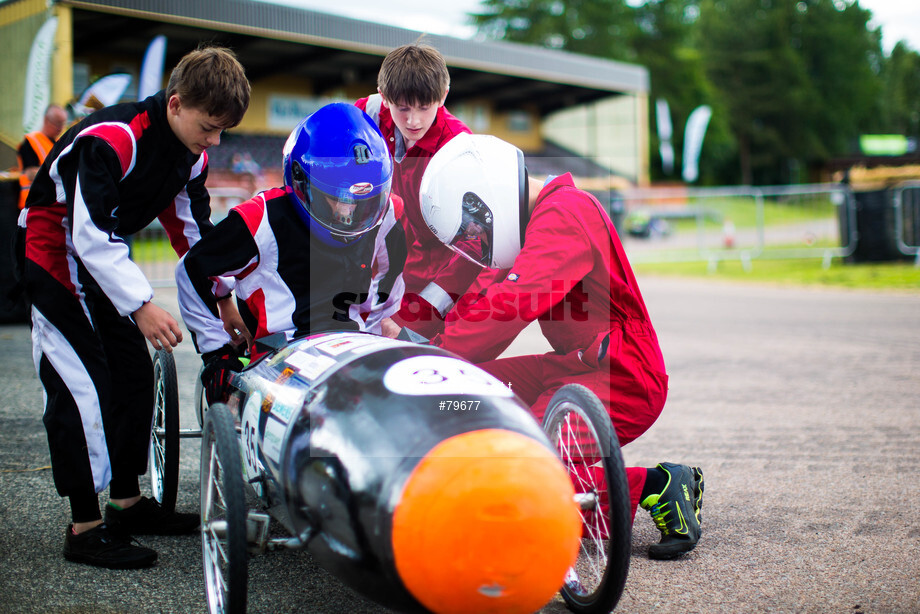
left=62, top=0, right=647, bottom=114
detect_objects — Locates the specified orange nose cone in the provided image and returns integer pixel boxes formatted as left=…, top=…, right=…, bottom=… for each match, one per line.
left=392, top=429, right=581, bottom=614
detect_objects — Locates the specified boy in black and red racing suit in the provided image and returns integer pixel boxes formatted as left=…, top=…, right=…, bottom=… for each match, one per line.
left=176, top=103, right=406, bottom=405
left=17, top=46, right=250, bottom=569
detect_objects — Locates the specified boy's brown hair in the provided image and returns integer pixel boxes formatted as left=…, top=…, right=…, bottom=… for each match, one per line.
left=377, top=42, right=450, bottom=107
left=167, top=45, right=251, bottom=127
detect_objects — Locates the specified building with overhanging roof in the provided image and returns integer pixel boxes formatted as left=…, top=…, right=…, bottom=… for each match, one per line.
left=1, top=0, right=650, bottom=186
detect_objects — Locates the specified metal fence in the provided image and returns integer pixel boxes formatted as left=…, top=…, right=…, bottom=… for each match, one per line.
left=893, top=181, right=920, bottom=264
left=617, top=182, right=858, bottom=270
left=132, top=180, right=920, bottom=287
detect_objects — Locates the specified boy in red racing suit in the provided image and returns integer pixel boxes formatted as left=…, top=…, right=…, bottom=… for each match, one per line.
left=421, top=134, right=704, bottom=560
left=356, top=41, right=480, bottom=338
left=177, top=103, right=406, bottom=405
left=17, top=46, right=250, bottom=569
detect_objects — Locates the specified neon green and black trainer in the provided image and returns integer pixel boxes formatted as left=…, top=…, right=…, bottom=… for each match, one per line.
left=640, top=462, right=704, bottom=560
left=692, top=465, right=704, bottom=525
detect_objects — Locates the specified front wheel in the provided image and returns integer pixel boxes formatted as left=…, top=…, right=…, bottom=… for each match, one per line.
left=195, top=363, right=208, bottom=428
left=542, top=384, right=631, bottom=614
left=149, top=349, right=179, bottom=513
left=201, top=403, right=248, bottom=614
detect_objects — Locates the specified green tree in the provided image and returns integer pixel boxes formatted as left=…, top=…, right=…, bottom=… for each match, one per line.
left=472, top=0, right=733, bottom=183
left=472, top=0, right=889, bottom=185
left=698, top=0, right=882, bottom=184
left=798, top=0, right=884, bottom=163
left=471, top=0, right=639, bottom=62
left=631, top=0, right=735, bottom=183
left=878, top=41, right=920, bottom=140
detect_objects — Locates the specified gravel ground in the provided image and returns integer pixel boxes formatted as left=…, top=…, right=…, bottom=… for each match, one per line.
left=0, top=276, right=917, bottom=614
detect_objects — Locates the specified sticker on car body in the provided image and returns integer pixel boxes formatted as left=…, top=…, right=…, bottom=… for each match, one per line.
left=382, top=355, right=514, bottom=397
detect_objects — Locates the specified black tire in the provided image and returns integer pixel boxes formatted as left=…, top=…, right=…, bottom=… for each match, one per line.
left=195, top=363, right=207, bottom=429
left=542, top=384, right=631, bottom=614
left=201, top=403, right=248, bottom=614
left=149, top=349, right=179, bottom=513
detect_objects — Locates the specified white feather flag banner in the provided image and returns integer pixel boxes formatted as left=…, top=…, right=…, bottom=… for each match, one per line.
left=138, top=35, right=167, bottom=101
left=656, top=98, right=675, bottom=175
left=22, top=17, right=58, bottom=133
left=682, top=105, right=712, bottom=183
left=72, top=73, right=132, bottom=117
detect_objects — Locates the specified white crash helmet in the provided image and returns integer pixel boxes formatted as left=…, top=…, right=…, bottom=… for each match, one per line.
left=420, top=133, right=529, bottom=269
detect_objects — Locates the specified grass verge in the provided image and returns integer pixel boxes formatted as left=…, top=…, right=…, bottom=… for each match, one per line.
left=633, top=257, right=920, bottom=292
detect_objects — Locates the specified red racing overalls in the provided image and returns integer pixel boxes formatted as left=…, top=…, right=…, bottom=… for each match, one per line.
left=434, top=174, right=669, bottom=515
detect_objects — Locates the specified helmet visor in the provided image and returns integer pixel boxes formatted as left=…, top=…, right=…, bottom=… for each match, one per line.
left=293, top=166, right=391, bottom=236
left=448, top=191, right=494, bottom=267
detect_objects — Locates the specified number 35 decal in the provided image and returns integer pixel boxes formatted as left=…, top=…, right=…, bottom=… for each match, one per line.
left=240, top=392, right=265, bottom=497
left=382, top=356, right=514, bottom=397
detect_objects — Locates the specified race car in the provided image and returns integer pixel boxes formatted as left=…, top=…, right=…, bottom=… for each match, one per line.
left=149, top=331, right=631, bottom=614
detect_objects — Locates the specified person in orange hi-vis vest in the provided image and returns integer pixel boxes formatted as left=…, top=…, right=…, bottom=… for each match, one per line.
left=15, top=104, right=68, bottom=209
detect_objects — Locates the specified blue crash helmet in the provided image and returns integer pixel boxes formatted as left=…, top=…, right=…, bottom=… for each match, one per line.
left=282, top=102, right=392, bottom=247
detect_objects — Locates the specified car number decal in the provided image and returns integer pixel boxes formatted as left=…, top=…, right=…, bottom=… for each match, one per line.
left=382, top=355, right=514, bottom=397
left=241, top=392, right=264, bottom=497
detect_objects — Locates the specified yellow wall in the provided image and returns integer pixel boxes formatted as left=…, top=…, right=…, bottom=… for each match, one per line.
left=0, top=0, right=45, bottom=27
left=543, top=94, right=650, bottom=186
left=0, top=0, right=55, bottom=160
left=449, top=99, right=542, bottom=152
left=51, top=3, right=72, bottom=108
left=240, top=74, right=317, bottom=134
left=2, top=12, right=644, bottom=177
left=230, top=76, right=545, bottom=152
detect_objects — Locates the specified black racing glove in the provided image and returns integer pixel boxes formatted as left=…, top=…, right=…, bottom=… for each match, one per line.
left=201, top=344, right=245, bottom=405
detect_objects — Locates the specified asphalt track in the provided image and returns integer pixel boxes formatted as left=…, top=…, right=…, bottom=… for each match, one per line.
left=1, top=276, right=918, bottom=614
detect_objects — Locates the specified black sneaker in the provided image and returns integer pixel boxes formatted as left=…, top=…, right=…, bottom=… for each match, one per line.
left=104, top=496, right=200, bottom=536
left=640, top=463, right=704, bottom=560
left=63, top=523, right=158, bottom=569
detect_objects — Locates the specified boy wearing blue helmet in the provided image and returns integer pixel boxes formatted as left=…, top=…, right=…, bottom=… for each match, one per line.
left=176, top=103, right=407, bottom=403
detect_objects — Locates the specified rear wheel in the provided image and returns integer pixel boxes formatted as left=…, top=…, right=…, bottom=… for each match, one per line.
left=149, top=349, right=179, bottom=512
left=201, top=403, right=248, bottom=614
left=542, top=384, right=631, bottom=614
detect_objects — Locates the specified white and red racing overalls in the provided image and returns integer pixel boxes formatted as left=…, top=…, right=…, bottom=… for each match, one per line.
left=176, top=187, right=407, bottom=358
left=356, top=95, right=481, bottom=337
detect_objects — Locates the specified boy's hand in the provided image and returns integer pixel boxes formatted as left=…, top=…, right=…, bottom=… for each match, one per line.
left=133, top=302, right=183, bottom=353
left=380, top=317, right=401, bottom=339
left=216, top=295, right=253, bottom=352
